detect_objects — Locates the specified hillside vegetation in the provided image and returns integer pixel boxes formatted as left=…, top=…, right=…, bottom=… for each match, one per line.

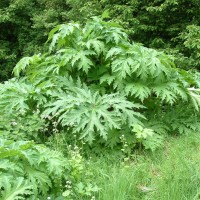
left=0, top=1, right=200, bottom=199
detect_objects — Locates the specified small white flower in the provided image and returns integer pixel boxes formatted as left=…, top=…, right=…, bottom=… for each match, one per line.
left=20, top=109, right=25, bottom=114
left=48, top=116, right=52, bottom=120
left=53, top=128, right=58, bottom=133
left=11, top=121, right=17, bottom=126
left=53, top=121, right=58, bottom=126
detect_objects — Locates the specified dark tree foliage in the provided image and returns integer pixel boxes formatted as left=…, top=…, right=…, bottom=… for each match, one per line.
left=0, top=0, right=200, bottom=80
left=75, top=0, right=200, bottom=69
left=0, top=0, right=73, bottom=81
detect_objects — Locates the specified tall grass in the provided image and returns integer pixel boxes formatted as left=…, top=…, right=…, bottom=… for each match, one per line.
left=89, top=133, right=200, bottom=200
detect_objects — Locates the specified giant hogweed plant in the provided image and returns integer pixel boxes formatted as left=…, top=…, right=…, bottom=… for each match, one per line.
left=0, top=139, right=98, bottom=199
left=0, top=139, right=67, bottom=199
left=1, top=17, right=200, bottom=150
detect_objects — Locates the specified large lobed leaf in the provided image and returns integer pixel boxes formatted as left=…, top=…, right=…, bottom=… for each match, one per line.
left=42, top=84, right=145, bottom=143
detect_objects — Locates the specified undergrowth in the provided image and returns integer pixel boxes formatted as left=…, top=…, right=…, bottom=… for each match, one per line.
left=1, top=16, right=200, bottom=199
left=89, top=133, right=200, bottom=200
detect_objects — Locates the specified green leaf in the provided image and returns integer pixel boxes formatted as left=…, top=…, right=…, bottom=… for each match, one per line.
left=101, top=9, right=110, bottom=19
left=125, top=82, right=151, bottom=101
left=44, top=85, right=144, bottom=143
left=1, top=177, right=33, bottom=200
left=13, top=57, right=33, bottom=77
left=188, top=88, right=200, bottom=111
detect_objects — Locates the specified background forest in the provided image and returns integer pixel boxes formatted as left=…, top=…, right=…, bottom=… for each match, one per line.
left=1, top=0, right=200, bottom=199
left=1, top=0, right=200, bottom=80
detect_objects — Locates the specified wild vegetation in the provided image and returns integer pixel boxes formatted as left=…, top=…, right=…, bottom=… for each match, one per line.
left=1, top=0, right=200, bottom=80
left=1, top=1, right=200, bottom=199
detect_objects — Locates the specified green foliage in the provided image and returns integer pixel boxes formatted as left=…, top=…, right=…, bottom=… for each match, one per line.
left=0, top=0, right=73, bottom=80
left=132, top=124, right=163, bottom=151
left=88, top=132, right=200, bottom=200
left=8, top=18, right=200, bottom=149
left=1, top=0, right=200, bottom=80
left=179, top=25, right=200, bottom=68
left=0, top=78, right=47, bottom=141
left=0, top=112, right=46, bottom=141
left=0, top=139, right=66, bottom=199
left=2, top=2, right=200, bottom=197
left=0, top=139, right=98, bottom=199
left=10, top=18, right=147, bottom=147
left=1, top=17, right=200, bottom=152
left=69, top=0, right=200, bottom=69
left=42, top=84, right=144, bottom=143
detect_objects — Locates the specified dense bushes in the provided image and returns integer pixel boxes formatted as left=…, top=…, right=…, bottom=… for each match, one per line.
left=1, top=18, right=200, bottom=154
left=1, top=0, right=200, bottom=80
left=0, top=0, right=72, bottom=80
left=0, top=139, right=98, bottom=199
left=1, top=4, right=200, bottom=197
left=75, top=0, right=200, bottom=69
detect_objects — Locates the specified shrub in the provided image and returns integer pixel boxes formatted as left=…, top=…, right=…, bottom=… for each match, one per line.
left=1, top=17, right=200, bottom=151
left=0, top=139, right=98, bottom=199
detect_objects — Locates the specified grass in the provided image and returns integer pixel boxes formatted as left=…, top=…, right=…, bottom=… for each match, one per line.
left=88, top=133, right=200, bottom=200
